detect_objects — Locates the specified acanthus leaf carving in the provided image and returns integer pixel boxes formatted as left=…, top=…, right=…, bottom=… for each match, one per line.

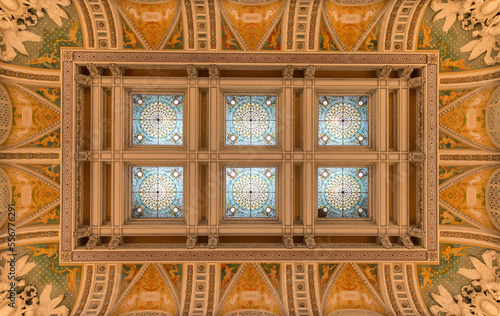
left=431, top=0, right=500, bottom=65
left=109, top=64, right=122, bottom=76
left=283, top=236, right=294, bottom=249
left=399, top=65, right=413, bottom=78
left=186, top=236, right=197, bottom=249
left=377, top=65, right=392, bottom=78
left=430, top=250, right=500, bottom=315
left=86, top=235, right=100, bottom=250
left=208, top=236, right=218, bottom=249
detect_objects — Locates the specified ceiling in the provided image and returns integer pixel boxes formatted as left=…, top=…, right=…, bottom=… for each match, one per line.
left=0, top=0, right=499, bottom=315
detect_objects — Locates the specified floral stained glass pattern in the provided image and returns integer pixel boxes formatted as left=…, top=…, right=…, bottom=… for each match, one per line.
left=226, top=167, right=276, bottom=218
left=132, top=94, right=183, bottom=145
left=132, top=167, right=183, bottom=218
left=318, top=96, right=368, bottom=146
left=318, top=167, right=368, bottom=218
left=226, top=95, right=276, bottom=146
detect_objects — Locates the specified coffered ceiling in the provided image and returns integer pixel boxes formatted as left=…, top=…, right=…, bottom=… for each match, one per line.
left=0, top=0, right=499, bottom=315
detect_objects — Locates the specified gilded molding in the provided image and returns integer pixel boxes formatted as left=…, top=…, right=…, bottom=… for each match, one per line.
left=287, top=0, right=297, bottom=50
left=385, top=0, right=403, bottom=50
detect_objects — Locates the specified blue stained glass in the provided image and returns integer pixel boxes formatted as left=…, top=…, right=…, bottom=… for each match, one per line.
left=318, top=96, right=368, bottom=146
left=226, top=95, right=277, bottom=146
left=132, top=167, right=183, bottom=218
left=225, top=167, right=276, bottom=218
left=132, top=94, right=183, bottom=145
left=318, top=167, right=368, bottom=218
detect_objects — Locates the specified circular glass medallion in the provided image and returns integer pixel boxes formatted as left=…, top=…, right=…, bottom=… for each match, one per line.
left=140, top=174, right=175, bottom=210
left=232, top=174, right=269, bottom=210
left=140, top=102, right=176, bottom=139
left=325, top=175, right=361, bottom=211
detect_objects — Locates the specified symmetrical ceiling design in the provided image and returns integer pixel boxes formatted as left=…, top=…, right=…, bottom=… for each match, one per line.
left=0, top=0, right=499, bottom=315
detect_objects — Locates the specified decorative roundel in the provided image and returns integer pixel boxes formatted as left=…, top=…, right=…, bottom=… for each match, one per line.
left=140, top=102, right=176, bottom=139
left=232, top=174, right=269, bottom=210
left=233, top=102, right=269, bottom=139
left=486, top=86, right=500, bottom=148
left=486, top=169, right=500, bottom=231
left=0, top=83, right=12, bottom=145
left=139, top=174, right=175, bottom=210
left=325, top=175, right=361, bottom=211
left=325, top=102, right=361, bottom=139
left=0, top=167, right=11, bottom=227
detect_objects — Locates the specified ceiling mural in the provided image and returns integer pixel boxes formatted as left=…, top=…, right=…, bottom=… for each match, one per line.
left=218, top=0, right=284, bottom=50
left=217, top=263, right=284, bottom=315
left=417, top=243, right=500, bottom=315
left=0, top=0, right=83, bottom=69
left=439, top=89, right=473, bottom=109
left=319, top=17, right=340, bottom=51
left=323, top=0, right=387, bottom=51
left=417, top=1, right=500, bottom=73
left=440, top=85, right=500, bottom=150
left=0, top=165, right=59, bottom=230
left=112, top=264, right=179, bottom=315
left=440, top=166, right=499, bottom=234
left=116, top=0, right=181, bottom=50
left=0, top=83, right=60, bottom=149
left=323, top=263, right=389, bottom=315
left=0, top=242, right=82, bottom=315
left=0, top=0, right=500, bottom=315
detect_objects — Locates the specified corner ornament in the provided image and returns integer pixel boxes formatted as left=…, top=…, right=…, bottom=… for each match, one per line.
left=430, top=250, right=500, bottom=315
left=431, top=0, right=500, bottom=65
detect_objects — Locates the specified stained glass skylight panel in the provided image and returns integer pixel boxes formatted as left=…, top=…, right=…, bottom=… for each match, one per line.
left=225, top=167, right=276, bottom=218
left=318, top=167, right=368, bottom=218
left=132, top=94, right=183, bottom=145
left=226, top=95, right=276, bottom=146
left=318, top=96, right=368, bottom=146
left=132, top=167, right=183, bottom=218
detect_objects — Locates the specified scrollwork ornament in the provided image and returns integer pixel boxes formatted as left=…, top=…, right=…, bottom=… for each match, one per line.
left=305, top=66, right=315, bottom=79
left=305, top=236, right=315, bottom=249
left=428, top=250, right=439, bottom=261
left=379, top=236, right=392, bottom=249
left=209, top=64, right=219, bottom=78
left=186, top=236, right=197, bottom=249
left=76, top=74, right=91, bottom=85
left=74, top=226, right=91, bottom=238
left=108, top=236, right=121, bottom=250
left=62, top=50, right=74, bottom=61
left=399, top=65, right=413, bottom=78
left=401, top=236, right=414, bottom=249
left=431, top=0, right=500, bottom=65
left=410, top=151, right=425, bottom=162
left=87, top=63, right=100, bottom=77
left=409, top=77, right=426, bottom=88
left=208, top=236, right=218, bottom=249
left=410, top=226, right=424, bottom=238
left=86, top=235, right=100, bottom=250
left=61, top=251, right=72, bottom=262
left=430, top=250, right=500, bottom=315
left=427, top=53, right=439, bottom=65
left=377, top=65, right=392, bottom=78
left=283, top=236, right=294, bottom=249
left=75, top=151, right=91, bottom=161
left=283, top=65, right=294, bottom=79
left=187, top=64, right=198, bottom=77
left=109, top=64, right=122, bottom=76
